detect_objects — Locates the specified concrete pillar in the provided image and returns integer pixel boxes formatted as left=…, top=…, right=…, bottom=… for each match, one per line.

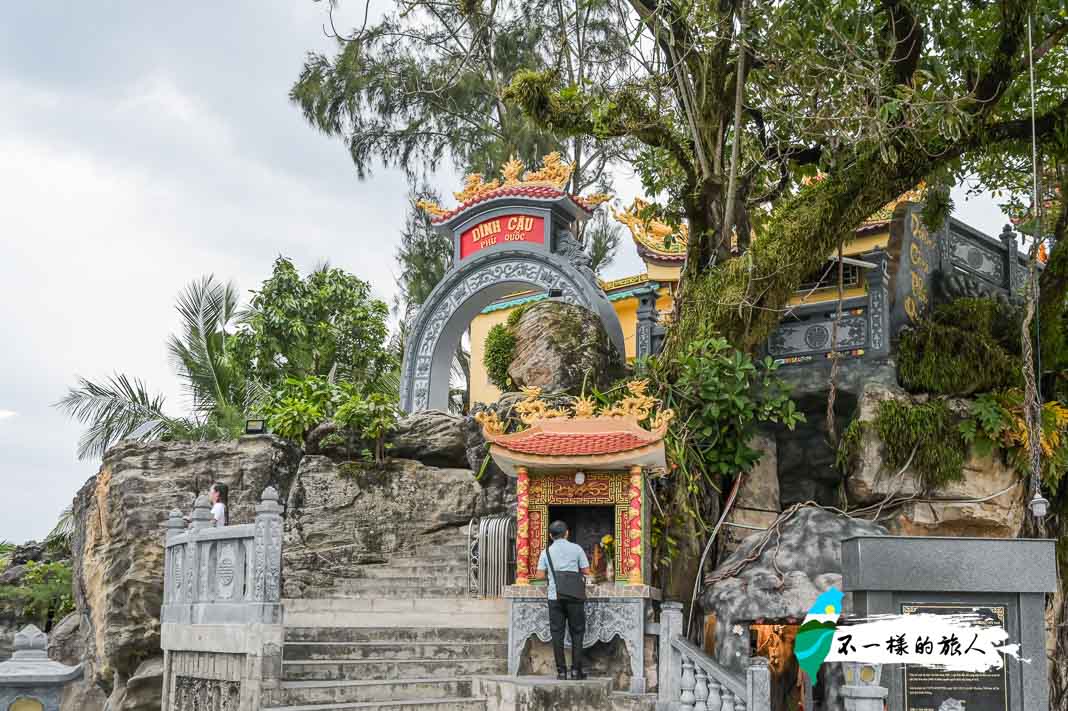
left=659, top=602, right=684, bottom=706
left=746, top=656, right=771, bottom=710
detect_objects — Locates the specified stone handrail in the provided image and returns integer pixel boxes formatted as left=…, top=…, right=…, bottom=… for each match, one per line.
left=659, top=602, right=771, bottom=711
left=161, top=486, right=284, bottom=626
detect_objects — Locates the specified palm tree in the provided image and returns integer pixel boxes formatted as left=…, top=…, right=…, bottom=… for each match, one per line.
left=57, top=276, right=250, bottom=459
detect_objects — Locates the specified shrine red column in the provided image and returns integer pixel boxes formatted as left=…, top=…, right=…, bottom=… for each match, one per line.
left=516, top=466, right=530, bottom=585
left=627, top=465, right=643, bottom=585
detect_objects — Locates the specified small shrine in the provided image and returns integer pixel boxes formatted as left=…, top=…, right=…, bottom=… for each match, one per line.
left=0, top=626, right=82, bottom=711
left=476, top=383, right=671, bottom=693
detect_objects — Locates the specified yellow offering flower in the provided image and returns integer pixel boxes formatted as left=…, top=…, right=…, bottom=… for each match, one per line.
left=601, top=535, right=614, bottom=546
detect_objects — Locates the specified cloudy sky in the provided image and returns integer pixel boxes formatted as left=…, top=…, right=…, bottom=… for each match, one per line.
left=0, top=2, right=1012, bottom=543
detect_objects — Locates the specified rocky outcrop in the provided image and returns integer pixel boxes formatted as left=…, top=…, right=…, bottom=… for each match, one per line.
left=703, top=506, right=886, bottom=711
left=283, top=456, right=492, bottom=598
left=507, top=301, right=623, bottom=393
left=390, top=410, right=469, bottom=468
left=722, top=435, right=780, bottom=554
left=70, top=435, right=302, bottom=708
left=845, top=383, right=1025, bottom=537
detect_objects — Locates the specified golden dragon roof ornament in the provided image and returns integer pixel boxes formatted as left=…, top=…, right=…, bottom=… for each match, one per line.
left=613, top=197, right=689, bottom=257
left=473, top=380, right=674, bottom=436
left=417, top=152, right=611, bottom=217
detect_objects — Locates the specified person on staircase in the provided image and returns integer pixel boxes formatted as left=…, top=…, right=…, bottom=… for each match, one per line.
left=535, top=520, right=591, bottom=681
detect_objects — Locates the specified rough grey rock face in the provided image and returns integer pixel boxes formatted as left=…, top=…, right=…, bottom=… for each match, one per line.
left=845, top=383, right=1025, bottom=537
left=703, top=506, right=886, bottom=711
left=70, top=435, right=302, bottom=710
left=47, top=612, right=81, bottom=666
left=390, top=409, right=469, bottom=468
left=507, top=301, right=623, bottom=393
left=283, top=456, right=493, bottom=598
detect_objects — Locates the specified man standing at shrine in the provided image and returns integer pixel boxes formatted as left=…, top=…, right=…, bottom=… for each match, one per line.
left=535, top=520, right=592, bottom=680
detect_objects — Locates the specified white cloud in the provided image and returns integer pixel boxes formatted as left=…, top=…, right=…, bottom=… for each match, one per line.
left=0, top=411, right=16, bottom=420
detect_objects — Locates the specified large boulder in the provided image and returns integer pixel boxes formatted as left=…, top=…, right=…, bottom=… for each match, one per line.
left=703, top=506, right=886, bottom=711
left=507, top=301, right=623, bottom=393
left=389, top=410, right=469, bottom=468
left=70, top=435, right=302, bottom=708
left=721, top=434, right=780, bottom=554
left=845, top=384, right=1024, bottom=537
left=282, top=456, right=494, bottom=598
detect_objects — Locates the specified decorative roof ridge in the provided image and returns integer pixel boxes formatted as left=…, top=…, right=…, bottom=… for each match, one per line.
left=417, top=153, right=612, bottom=224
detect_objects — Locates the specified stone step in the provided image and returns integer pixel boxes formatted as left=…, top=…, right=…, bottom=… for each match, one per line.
left=350, top=562, right=469, bottom=579
left=331, top=582, right=469, bottom=598
left=270, top=678, right=476, bottom=706
left=284, top=641, right=507, bottom=661
left=263, top=697, right=488, bottom=711
left=283, top=657, right=508, bottom=681
left=283, top=598, right=508, bottom=629
left=286, top=627, right=508, bottom=644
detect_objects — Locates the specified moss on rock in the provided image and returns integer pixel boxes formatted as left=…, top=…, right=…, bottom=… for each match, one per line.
left=898, top=298, right=1022, bottom=396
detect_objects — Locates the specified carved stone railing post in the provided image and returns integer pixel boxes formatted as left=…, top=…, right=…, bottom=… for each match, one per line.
left=680, top=657, right=697, bottom=710
left=186, top=495, right=212, bottom=607
left=745, top=657, right=770, bottom=711
left=658, top=602, right=684, bottom=706
left=252, top=487, right=284, bottom=615
left=162, top=510, right=187, bottom=622
left=693, top=667, right=710, bottom=711
left=1000, top=223, right=1023, bottom=298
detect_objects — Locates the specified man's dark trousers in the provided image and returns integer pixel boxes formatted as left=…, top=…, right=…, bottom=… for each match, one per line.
left=548, top=598, right=586, bottom=672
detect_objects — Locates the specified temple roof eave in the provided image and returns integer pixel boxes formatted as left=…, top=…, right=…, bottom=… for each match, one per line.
left=488, top=441, right=668, bottom=478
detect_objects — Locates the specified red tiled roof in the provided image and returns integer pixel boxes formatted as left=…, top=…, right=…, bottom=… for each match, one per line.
left=432, top=185, right=595, bottom=224
left=497, top=430, right=653, bottom=457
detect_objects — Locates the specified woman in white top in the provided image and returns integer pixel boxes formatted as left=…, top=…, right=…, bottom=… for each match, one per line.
left=210, top=482, right=229, bottom=527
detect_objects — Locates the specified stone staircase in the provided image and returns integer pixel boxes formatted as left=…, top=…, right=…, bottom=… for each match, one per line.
left=264, top=533, right=509, bottom=711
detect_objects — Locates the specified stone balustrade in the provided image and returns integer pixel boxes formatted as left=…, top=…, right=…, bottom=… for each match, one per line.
left=659, top=602, right=771, bottom=711
left=160, top=487, right=285, bottom=711
left=162, top=487, right=284, bottom=625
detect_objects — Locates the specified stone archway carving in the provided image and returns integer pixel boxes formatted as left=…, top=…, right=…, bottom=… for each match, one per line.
left=400, top=247, right=625, bottom=413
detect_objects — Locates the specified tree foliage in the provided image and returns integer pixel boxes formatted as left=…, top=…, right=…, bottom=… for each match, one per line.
left=503, top=0, right=1068, bottom=351
left=0, top=561, right=74, bottom=633
left=291, top=0, right=631, bottom=191
left=233, top=256, right=393, bottom=393
left=56, top=276, right=249, bottom=459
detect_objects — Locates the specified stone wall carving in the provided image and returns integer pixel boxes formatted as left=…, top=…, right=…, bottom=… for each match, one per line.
left=172, top=677, right=241, bottom=711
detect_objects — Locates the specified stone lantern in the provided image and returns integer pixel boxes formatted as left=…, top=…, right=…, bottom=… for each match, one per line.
left=0, top=626, right=82, bottom=711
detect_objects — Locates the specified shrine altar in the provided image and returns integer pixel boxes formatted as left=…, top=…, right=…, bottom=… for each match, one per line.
left=475, top=383, right=671, bottom=694
left=503, top=583, right=660, bottom=693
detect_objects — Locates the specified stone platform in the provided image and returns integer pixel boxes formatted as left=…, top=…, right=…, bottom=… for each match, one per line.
left=503, top=584, right=660, bottom=694
left=475, top=675, right=655, bottom=711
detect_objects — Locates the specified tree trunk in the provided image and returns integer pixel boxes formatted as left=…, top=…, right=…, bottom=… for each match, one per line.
left=667, top=150, right=936, bottom=355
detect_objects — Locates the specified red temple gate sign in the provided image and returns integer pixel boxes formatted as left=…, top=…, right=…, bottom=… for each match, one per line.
left=459, top=215, right=544, bottom=259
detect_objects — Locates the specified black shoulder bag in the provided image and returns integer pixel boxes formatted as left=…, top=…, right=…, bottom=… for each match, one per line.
left=545, top=544, right=586, bottom=601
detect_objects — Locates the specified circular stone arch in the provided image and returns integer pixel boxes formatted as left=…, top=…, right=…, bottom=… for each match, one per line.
left=400, top=248, right=625, bottom=412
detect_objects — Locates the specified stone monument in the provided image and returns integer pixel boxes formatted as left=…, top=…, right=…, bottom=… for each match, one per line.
left=0, top=625, right=82, bottom=711
left=842, top=536, right=1056, bottom=711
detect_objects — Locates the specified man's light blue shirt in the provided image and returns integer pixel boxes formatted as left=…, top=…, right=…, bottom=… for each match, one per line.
left=537, top=539, right=589, bottom=601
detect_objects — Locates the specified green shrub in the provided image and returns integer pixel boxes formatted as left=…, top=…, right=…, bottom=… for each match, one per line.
left=0, top=561, right=74, bottom=631
left=645, top=337, right=805, bottom=567
left=873, top=399, right=966, bottom=490
left=898, top=298, right=1021, bottom=395
left=335, top=392, right=399, bottom=464
left=484, top=323, right=519, bottom=390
